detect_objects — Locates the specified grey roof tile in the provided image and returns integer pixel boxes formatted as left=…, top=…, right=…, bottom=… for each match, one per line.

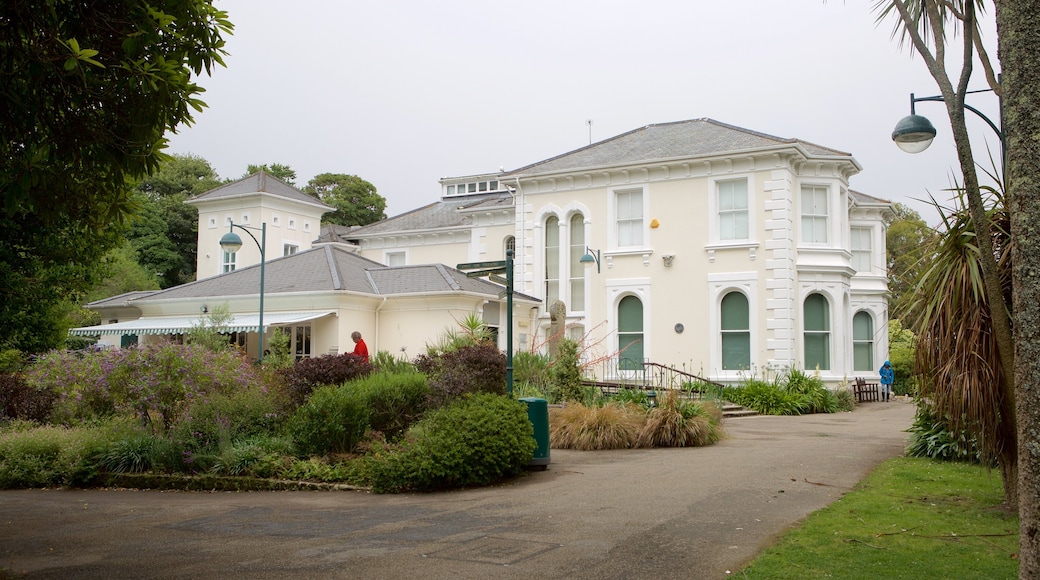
left=345, top=192, right=512, bottom=237
left=501, top=118, right=853, bottom=177
left=187, top=171, right=333, bottom=210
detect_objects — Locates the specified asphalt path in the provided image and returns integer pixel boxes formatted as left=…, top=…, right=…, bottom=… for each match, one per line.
left=0, top=400, right=915, bottom=579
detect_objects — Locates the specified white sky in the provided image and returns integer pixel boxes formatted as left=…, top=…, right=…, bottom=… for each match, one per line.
left=167, top=1, right=1004, bottom=225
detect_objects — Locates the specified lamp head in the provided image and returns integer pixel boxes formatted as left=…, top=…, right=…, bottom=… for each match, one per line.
left=219, top=231, right=244, bottom=253
left=579, top=252, right=596, bottom=265
left=892, top=114, right=937, bottom=154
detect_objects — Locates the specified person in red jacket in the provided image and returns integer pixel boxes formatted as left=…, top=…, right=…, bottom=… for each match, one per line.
left=351, top=331, right=369, bottom=362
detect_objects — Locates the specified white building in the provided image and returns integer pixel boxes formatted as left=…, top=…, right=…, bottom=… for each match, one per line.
left=74, top=118, right=892, bottom=384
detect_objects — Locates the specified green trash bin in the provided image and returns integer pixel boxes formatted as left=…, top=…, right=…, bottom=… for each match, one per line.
left=519, top=397, right=550, bottom=469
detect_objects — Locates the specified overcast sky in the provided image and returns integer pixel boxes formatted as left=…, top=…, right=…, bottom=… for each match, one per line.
left=167, top=1, right=1003, bottom=225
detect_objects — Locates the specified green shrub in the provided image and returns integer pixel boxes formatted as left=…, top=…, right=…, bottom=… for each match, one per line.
left=287, top=385, right=370, bottom=456
left=370, top=351, right=415, bottom=374
left=833, top=386, right=856, bottom=412
left=906, top=405, right=986, bottom=463
left=513, top=350, right=551, bottom=392
left=636, top=392, right=723, bottom=448
left=351, top=371, right=429, bottom=441
left=0, top=349, right=27, bottom=373
left=723, top=379, right=803, bottom=415
left=170, top=384, right=283, bottom=455
left=549, top=402, right=645, bottom=450
left=612, top=388, right=652, bottom=409
left=0, top=423, right=122, bottom=488
left=414, top=343, right=506, bottom=407
left=210, top=435, right=294, bottom=477
left=549, top=338, right=585, bottom=403
left=279, top=352, right=374, bottom=406
left=366, top=394, right=535, bottom=493
left=782, top=369, right=838, bottom=414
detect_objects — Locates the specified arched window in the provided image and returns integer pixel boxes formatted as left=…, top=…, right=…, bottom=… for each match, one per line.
left=569, top=214, right=585, bottom=311
left=721, top=291, right=750, bottom=370
left=545, top=217, right=559, bottom=307
left=804, top=293, right=830, bottom=370
left=618, top=295, right=644, bottom=371
left=853, top=311, right=874, bottom=371
left=505, top=235, right=515, bottom=256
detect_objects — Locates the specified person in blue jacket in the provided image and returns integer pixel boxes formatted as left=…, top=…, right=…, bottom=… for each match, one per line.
left=879, top=360, right=894, bottom=402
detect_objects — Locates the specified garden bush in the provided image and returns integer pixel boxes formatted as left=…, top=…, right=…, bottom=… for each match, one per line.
left=636, top=391, right=723, bottom=448
left=612, top=387, right=652, bottom=409
left=782, top=369, right=838, bottom=414
left=414, top=342, right=506, bottom=407
left=549, top=338, right=585, bottom=403
left=364, top=393, right=535, bottom=493
left=0, top=372, right=56, bottom=423
left=722, top=379, right=803, bottom=415
left=279, top=352, right=373, bottom=406
left=370, top=350, right=415, bottom=374
left=905, top=405, right=986, bottom=463
left=350, top=370, right=429, bottom=441
left=0, top=422, right=126, bottom=488
left=26, top=343, right=258, bottom=429
left=549, top=402, right=644, bottom=450
left=286, top=384, right=370, bottom=456
left=170, top=384, right=284, bottom=456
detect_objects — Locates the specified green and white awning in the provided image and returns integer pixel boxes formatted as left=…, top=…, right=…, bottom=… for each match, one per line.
left=68, top=311, right=336, bottom=336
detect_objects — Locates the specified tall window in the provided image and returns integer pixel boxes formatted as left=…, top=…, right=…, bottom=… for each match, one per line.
left=851, top=227, right=872, bottom=273
left=616, top=189, right=643, bottom=247
left=569, top=214, right=585, bottom=311
left=545, top=217, right=560, bottom=307
left=718, top=179, right=749, bottom=241
left=801, top=185, right=829, bottom=244
left=618, top=296, right=644, bottom=371
left=721, top=292, right=751, bottom=370
left=222, top=250, right=236, bottom=273
left=853, top=311, right=874, bottom=371
left=804, top=293, right=830, bottom=370
left=505, top=235, right=515, bottom=256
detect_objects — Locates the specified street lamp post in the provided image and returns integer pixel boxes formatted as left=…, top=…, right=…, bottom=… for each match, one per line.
left=891, top=88, right=1005, bottom=178
left=219, top=222, right=267, bottom=364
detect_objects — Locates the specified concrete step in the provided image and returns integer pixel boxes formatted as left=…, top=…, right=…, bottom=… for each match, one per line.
left=721, top=402, right=758, bottom=418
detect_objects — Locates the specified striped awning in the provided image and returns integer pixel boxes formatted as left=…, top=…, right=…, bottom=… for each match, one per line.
left=68, top=311, right=336, bottom=336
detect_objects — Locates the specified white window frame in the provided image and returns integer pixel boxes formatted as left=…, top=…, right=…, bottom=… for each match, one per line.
left=605, top=279, right=652, bottom=380
left=852, top=310, right=875, bottom=372
left=802, top=291, right=832, bottom=371
left=609, top=186, right=647, bottom=251
left=568, top=213, right=586, bottom=313
left=544, top=215, right=561, bottom=311
left=800, top=184, right=830, bottom=245
left=283, top=243, right=299, bottom=257
left=385, top=250, right=406, bottom=266
left=208, top=217, right=216, bottom=229
left=222, top=250, right=236, bottom=273
left=710, top=176, right=753, bottom=243
left=708, top=273, right=758, bottom=380
left=850, top=226, right=872, bottom=273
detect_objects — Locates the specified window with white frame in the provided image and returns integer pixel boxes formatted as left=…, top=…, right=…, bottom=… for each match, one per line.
left=718, top=179, right=749, bottom=241
left=804, top=293, right=830, bottom=370
left=288, top=219, right=296, bottom=230
left=545, top=216, right=560, bottom=308
left=801, top=185, right=829, bottom=244
left=615, top=188, right=644, bottom=247
left=289, top=326, right=312, bottom=360
left=851, top=227, right=872, bottom=273
left=385, top=251, right=405, bottom=266
left=208, top=217, right=216, bottom=228
left=721, top=291, right=751, bottom=370
left=853, top=311, right=874, bottom=371
left=283, top=243, right=299, bottom=257
left=222, top=250, right=236, bottom=273
left=505, top=236, right=515, bottom=256
left=569, top=214, right=585, bottom=311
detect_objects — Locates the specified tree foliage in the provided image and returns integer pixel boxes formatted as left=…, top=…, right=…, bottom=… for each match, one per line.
left=303, top=173, right=387, bottom=226
left=886, top=203, right=935, bottom=324
left=246, top=163, right=296, bottom=186
left=0, top=2, right=232, bottom=353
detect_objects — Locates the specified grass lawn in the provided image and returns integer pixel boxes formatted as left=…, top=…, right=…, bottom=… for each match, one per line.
left=739, top=456, right=1019, bottom=579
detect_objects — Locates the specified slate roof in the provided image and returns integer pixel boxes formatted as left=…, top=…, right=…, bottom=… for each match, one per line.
left=850, top=189, right=892, bottom=206
left=345, top=192, right=513, bottom=237
left=131, top=245, right=536, bottom=303
left=502, top=118, right=855, bottom=177
left=187, top=171, right=333, bottom=211
left=87, top=291, right=160, bottom=308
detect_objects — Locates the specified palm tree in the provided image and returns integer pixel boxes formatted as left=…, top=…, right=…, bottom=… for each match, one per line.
left=906, top=186, right=1015, bottom=497
left=873, top=0, right=1017, bottom=505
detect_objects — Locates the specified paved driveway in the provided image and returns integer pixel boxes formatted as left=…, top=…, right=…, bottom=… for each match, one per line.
left=0, top=401, right=915, bottom=579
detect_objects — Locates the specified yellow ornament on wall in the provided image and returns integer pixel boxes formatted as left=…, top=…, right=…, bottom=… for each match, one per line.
left=650, top=218, right=660, bottom=228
